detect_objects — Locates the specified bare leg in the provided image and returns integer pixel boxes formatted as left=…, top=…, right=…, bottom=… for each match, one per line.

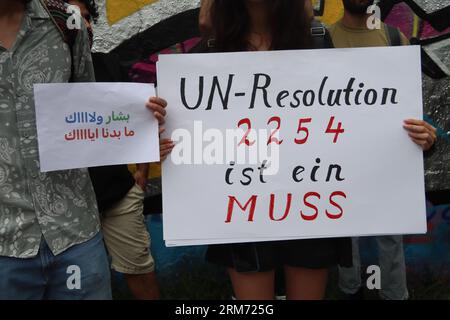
left=284, top=266, right=328, bottom=300
left=125, top=272, right=160, bottom=300
left=228, top=268, right=275, bottom=300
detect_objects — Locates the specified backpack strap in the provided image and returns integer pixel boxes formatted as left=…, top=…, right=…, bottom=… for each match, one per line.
left=384, top=24, right=402, bottom=46
left=40, top=0, right=78, bottom=49
left=193, top=20, right=334, bottom=53
left=40, top=0, right=82, bottom=81
left=311, top=19, right=333, bottom=49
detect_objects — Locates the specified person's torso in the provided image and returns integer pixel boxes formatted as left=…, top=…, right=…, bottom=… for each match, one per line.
left=328, top=21, right=391, bottom=48
left=0, top=0, right=99, bottom=258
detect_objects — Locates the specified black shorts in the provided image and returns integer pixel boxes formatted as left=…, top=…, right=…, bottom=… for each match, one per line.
left=206, top=237, right=352, bottom=273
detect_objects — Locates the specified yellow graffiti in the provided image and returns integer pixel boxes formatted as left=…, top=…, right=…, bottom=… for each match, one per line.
left=412, top=14, right=420, bottom=38
left=107, top=0, right=159, bottom=25
left=313, top=0, right=344, bottom=26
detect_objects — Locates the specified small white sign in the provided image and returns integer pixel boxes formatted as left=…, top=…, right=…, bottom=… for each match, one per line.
left=34, top=83, right=160, bottom=172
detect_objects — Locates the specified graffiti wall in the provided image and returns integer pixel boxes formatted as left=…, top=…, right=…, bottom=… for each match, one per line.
left=93, top=0, right=450, bottom=193
left=92, top=0, right=200, bottom=53
left=313, top=0, right=450, bottom=193
left=89, top=0, right=450, bottom=299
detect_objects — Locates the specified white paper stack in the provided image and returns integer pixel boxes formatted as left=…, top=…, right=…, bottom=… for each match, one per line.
left=157, top=47, right=427, bottom=247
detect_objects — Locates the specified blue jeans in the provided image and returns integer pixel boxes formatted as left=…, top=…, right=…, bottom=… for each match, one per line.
left=0, top=232, right=112, bottom=300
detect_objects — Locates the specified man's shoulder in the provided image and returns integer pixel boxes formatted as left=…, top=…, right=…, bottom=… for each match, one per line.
left=326, top=20, right=346, bottom=40
left=327, top=21, right=339, bottom=33
left=382, top=22, right=410, bottom=46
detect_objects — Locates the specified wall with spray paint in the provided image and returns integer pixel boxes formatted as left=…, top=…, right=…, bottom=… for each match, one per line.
left=90, top=0, right=449, bottom=299
left=312, top=0, right=450, bottom=193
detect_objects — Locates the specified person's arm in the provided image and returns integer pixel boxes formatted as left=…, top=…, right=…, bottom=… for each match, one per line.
left=400, top=32, right=410, bottom=46
left=159, top=136, right=174, bottom=162
left=134, top=163, right=149, bottom=192
left=146, top=97, right=174, bottom=162
left=399, top=33, right=437, bottom=151
left=199, top=0, right=213, bottom=34
left=305, top=0, right=314, bottom=21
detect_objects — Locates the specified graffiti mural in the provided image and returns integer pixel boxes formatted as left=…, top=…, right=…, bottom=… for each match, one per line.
left=92, top=0, right=200, bottom=53
left=106, top=0, right=159, bottom=25
left=93, top=0, right=450, bottom=193
left=313, top=0, right=450, bottom=193
left=89, top=0, right=449, bottom=299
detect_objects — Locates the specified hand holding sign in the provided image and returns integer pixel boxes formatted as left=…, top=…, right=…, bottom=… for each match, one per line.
left=403, top=119, right=437, bottom=150
left=147, top=96, right=168, bottom=125
left=34, top=83, right=161, bottom=172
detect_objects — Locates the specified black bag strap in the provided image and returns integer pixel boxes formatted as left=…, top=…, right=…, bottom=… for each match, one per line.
left=384, top=24, right=402, bottom=46
left=40, top=0, right=78, bottom=49
left=40, top=0, right=93, bottom=81
left=192, top=19, right=334, bottom=53
left=311, top=19, right=333, bottom=49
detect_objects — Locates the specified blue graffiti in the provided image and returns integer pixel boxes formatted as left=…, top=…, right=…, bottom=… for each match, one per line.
left=424, top=114, right=450, bottom=142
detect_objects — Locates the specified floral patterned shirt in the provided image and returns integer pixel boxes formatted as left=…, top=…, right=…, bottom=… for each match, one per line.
left=0, top=0, right=100, bottom=258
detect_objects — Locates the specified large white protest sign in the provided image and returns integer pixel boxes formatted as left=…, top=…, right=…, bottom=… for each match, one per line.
left=158, top=46, right=427, bottom=247
left=34, top=83, right=160, bottom=172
